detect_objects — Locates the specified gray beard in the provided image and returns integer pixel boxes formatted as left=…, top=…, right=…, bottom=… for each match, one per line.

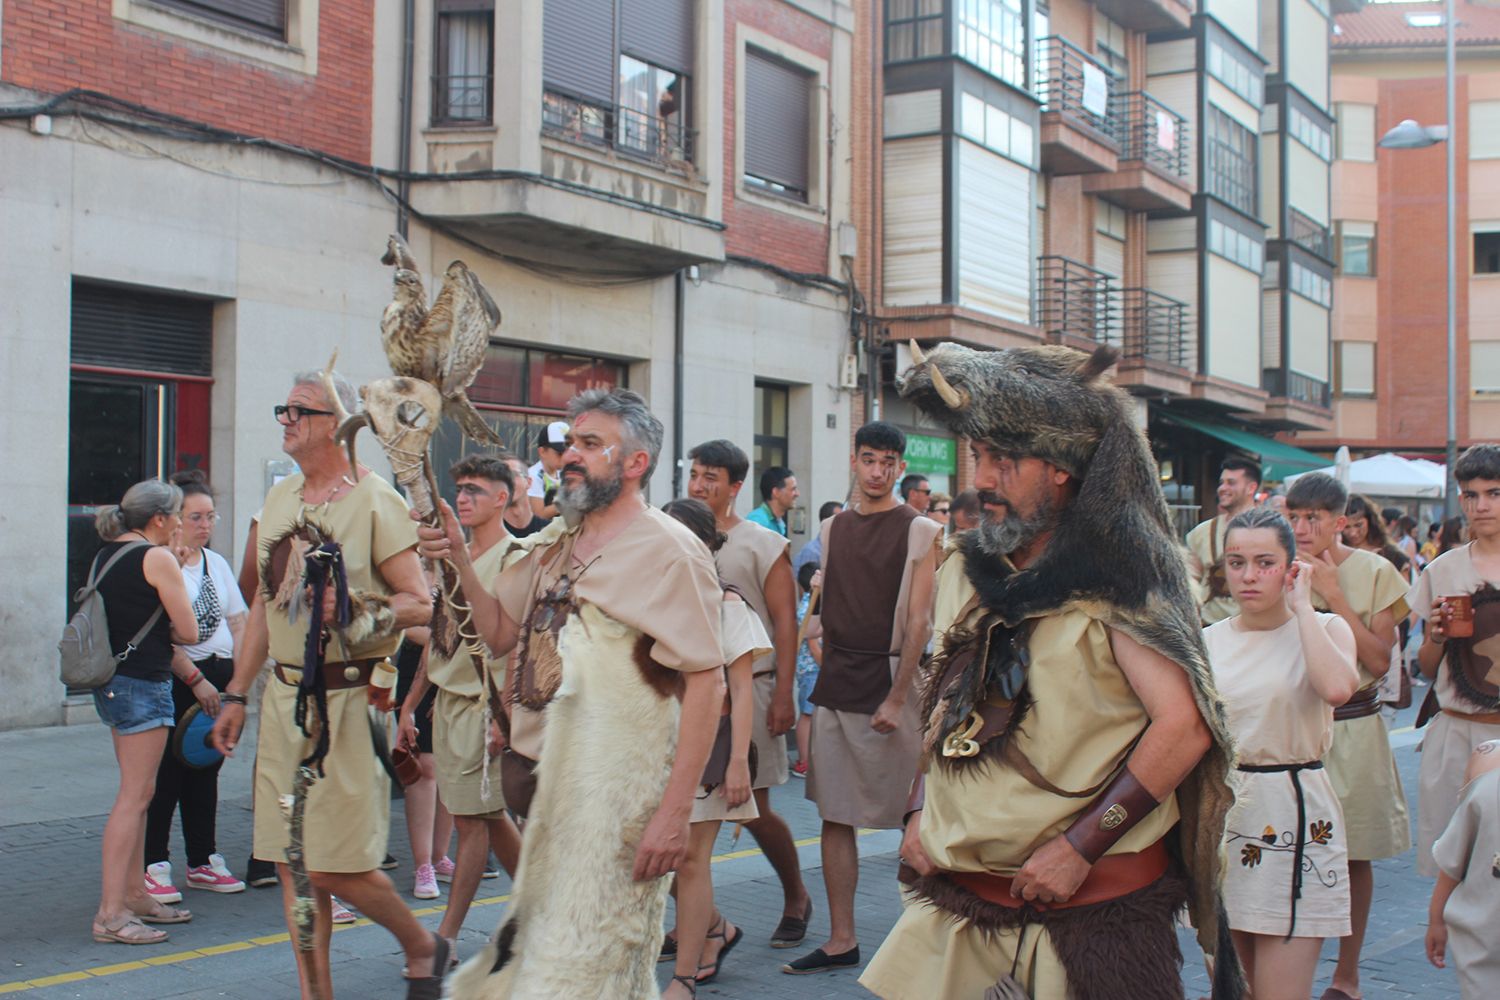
left=556, top=465, right=624, bottom=518
left=972, top=494, right=1056, bottom=558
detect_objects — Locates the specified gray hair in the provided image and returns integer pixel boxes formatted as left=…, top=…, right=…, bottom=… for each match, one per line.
left=1225, top=506, right=1296, bottom=563
left=291, top=369, right=357, bottom=415
left=568, top=388, right=664, bottom=480
left=95, top=479, right=184, bottom=541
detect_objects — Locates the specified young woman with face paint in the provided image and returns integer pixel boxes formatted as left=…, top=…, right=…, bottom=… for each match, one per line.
left=1202, top=507, right=1362, bottom=1000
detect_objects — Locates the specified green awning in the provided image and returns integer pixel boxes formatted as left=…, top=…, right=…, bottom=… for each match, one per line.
left=1157, top=413, right=1328, bottom=481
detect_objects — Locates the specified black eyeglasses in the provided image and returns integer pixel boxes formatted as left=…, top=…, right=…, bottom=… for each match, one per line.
left=275, top=404, right=336, bottom=424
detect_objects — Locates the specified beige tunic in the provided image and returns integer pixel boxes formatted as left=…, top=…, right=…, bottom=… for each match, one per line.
left=1408, top=544, right=1500, bottom=875
left=691, top=598, right=771, bottom=824
left=1315, top=547, right=1413, bottom=861
left=1186, top=515, right=1237, bottom=625
left=1431, top=768, right=1500, bottom=1000
left=716, top=520, right=792, bottom=788
left=252, top=472, right=417, bottom=872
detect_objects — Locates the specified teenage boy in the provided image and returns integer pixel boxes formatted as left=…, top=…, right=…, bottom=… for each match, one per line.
left=1185, top=457, right=1262, bottom=625
left=1409, top=444, right=1500, bottom=878
left=1285, top=472, right=1410, bottom=1000
left=748, top=466, right=799, bottom=538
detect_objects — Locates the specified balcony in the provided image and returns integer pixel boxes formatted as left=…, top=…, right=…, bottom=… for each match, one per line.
left=1083, top=91, right=1193, bottom=212
left=1036, top=37, right=1120, bottom=176
left=1036, top=256, right=1118, bottom=348
left=541, top=88, right=697, bottom=174
left=1089, top=0, right=1192, bottom=32
left=1286, top=208, right=1334, bottom=263
left=1260, top=368, right=1334, bottom=430
left=1121, top=289, right=1194, bottom=369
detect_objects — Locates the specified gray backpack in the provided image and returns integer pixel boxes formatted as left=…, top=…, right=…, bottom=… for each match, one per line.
left=59, top=542, right=165, bottom=688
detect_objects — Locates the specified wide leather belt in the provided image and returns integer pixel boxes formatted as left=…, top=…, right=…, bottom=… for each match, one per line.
left=1333, top=685, right=1381, bottom=722
left=1441, top=706, right=1500, bottom=725
left=274, top=659, right=377, bottom=691
left=948, top=839, right=1169, bottom=912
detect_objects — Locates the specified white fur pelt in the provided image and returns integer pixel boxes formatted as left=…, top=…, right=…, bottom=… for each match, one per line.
left=446, top=602, right=679, bottom=1000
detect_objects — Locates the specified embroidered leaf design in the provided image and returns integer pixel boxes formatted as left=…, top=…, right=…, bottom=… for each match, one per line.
left=1240, top=843, right=1262, bottom=867
left=1261, top=825, right=1278, bottom=845
left=1309, top=820, right=1333, bottom=845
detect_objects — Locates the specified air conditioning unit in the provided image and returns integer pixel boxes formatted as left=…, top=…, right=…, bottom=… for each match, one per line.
left=839, top=353, right=860, bottom=389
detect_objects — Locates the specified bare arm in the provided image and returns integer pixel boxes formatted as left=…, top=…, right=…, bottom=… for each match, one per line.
left=1310, top=553, right=1397, bottom=678
left=1299, top=612, right=1361, bottom=706
left=1418, top=597, right=1448, bottom=679
left=209, top=591, right=270, bottom=755
left=724, top=653, right=755, bottom=808
left=872, top=544, right=937, bottom=734
left=1109, top=628, right=1213, bottom=798
left=762, top=553, right=799, bottom=736
left=415, top=502, right=520, bottom=656
left=143, top=547, right=199, bottom=644
left=236, top=521, right=259, bottom=607
left=374, top=547, right=433, bottom=630
left=633, top=666, right=726, bottom=881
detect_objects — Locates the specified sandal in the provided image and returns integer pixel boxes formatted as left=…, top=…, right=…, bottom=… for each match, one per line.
left=92, top=916, right=168, bottom=945
left=770, top=898, right=813, bottom=949
left=667, top=973, right=698, bottom=997
left=404, top=932, right=450, bottom=1000
left=694, top=916, right=743, bottom=985
left=132, top=900, right=193, bottom=925
left=658, top=931, right=678, bottom=962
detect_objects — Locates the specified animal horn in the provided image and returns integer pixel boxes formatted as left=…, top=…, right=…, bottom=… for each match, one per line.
left=929, top=365, right=967, bottom=410
left=909, top=340, right=927, bottom=366
left=321, top=350, right=363, bottom=482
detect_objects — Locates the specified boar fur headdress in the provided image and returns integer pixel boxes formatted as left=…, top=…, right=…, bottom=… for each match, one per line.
left=898, top=340, right=1245, bottom=1000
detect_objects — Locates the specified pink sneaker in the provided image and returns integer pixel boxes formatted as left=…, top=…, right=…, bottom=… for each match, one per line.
left=330, top=897, right=357, bottom=924
left=434, top=856, right=455, bottom=884
left=413, top=862, right=440, bottom=900
left=186, top=854, right=246, bottom=894
left=144, top=861, right=183, bottom=904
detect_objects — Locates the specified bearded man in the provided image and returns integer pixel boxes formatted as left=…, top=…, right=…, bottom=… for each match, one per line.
left=418, top=388, right=725, bottom=1000
left=861, top=344, right=1245, bottom=1000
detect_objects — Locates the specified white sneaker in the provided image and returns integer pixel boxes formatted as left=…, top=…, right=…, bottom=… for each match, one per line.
left=186, top=853, right=247, bottom=893
left=145, top=861, right=183, bottom=904
left=413, top=862, right=440, bottom=900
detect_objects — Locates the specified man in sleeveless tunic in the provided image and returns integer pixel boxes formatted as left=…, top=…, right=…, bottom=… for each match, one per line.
left=1284, top=472, right=1409, bottom=1000
left=783, top=421, right=942, bottom=975
left=395, top=456, right=523, bottom=951
left=686, top=440, right=813, bottom=947
left=211, top=371, right=446, bottom=1000
left=862, top=343, right=1246, bottom=1000
left=1185, top=457, right=1262, bottom=626
left=419, top=389, right=726, bottom=1000
left=1410, top=444, right=1500, bottom=878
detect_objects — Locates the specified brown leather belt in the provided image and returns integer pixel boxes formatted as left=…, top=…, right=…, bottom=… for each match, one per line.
left=948, top=839, right=1169, bottom=911
left=273, top=659, right=378, bottom=691
left=1334, top=685, right=1381, bottom=722
left=1441, top=706, right=1500, bottom=725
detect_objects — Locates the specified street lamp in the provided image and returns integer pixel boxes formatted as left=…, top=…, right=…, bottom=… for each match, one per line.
left=1378, top=0, right=1458, bottom=519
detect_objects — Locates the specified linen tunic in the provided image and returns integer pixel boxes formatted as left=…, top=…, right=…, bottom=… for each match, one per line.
left=690, top=597, right=771, bottom=824
left=717, top=519, right=792, bottom=788
left=1431, top=768, right=1500, bottom=1000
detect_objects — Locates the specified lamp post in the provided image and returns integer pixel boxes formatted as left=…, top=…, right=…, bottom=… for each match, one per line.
left=1379, top=0, right=1458, bottom=519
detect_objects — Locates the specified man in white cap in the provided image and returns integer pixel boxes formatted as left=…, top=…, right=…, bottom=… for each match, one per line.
left=528, top=421, right=569, bottom=521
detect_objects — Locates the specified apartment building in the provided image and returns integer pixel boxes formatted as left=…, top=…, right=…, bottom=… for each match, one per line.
left=1299, top=1, right=1500, bottom=458
left=855, top=0, right=1347, bottom=516
left=0, top=0, right=858, bottom=729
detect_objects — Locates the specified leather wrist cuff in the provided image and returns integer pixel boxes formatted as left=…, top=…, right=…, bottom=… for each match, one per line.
left=1062, top=765, right=1159, bottom=865
left=221, top=693, right=248, bottom=706
left=902, top=772, right=926, bottom=828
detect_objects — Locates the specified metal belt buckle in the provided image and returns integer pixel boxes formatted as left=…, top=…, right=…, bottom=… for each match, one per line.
left=942, top=710, right=985, bottom=758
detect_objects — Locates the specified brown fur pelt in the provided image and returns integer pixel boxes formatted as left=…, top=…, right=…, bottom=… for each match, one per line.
left=898, top=342, right=1245, bottom=1000
left=917, top=615, right=1032, bottom=771
left=342, top=590, right=396, bottom=647
left=909, top=869, right=1189, bottom=1000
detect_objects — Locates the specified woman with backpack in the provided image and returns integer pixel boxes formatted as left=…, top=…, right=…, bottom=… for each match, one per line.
left=88, top=479, right=202, bottom=945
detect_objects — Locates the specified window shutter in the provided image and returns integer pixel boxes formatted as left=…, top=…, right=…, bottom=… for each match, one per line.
left=1337, top=341, right=1374, bottom=396
left=159, top=0, right=286, bottom=38
left=1473, top=342, right=1500, bottom=392
left=744, top=49, right=812, bottom=194
left=1471, top=102, right=1500, bottom=160
left=621, top=0, right=693, bottom=74
left=957, top=142, right=1032, bottom=323
left=71, top=283, right=213, bottom=377
left=544, top=0, right=616, bottom=104
left=1336, top=103, right=1374, bottom=162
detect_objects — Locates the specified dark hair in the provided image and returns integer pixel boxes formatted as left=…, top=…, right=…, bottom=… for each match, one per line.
left=1285, top=472, right=1348, bottom=515
left=688, top=439, right=750, bottom=485
left=900, top=474, right=930, bottom=500
left=1225, top=506, right=1297, bottom=563
left=170, top=468, right=214, bottom=501
left=797, top=560, right=819, bottom=593
left=662, top=497, right=726, bottom=553
left=1397, top=515, right=1417, bottom=534
left=1455, top=443, right=1500, bottom=484
left=951, top=490, right=981, bottom=516
left=854, top=421, right=906, bottom=456
left=818, top=500, right=844, bottom=522
left=1220, top=457, right=1263, bottom=486
left=1428, top=523, right=1441, bottom=539
left=759, top=466, right=794, bottom=502
left=1381, top=506, right=1403, bottom=524
left=1345, top=494, right=1393, bottom=547
left=450, top=455, right=515, bottom=496
left=1439, top=516, right=1465, bottom=554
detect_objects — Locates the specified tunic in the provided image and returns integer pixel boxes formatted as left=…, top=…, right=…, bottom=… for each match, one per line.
left=862, top=553, right=1180, bottom=999
left=691, top=598, right=771, bottom=824
left=1185, top=515, right=1237, bottom=625
left=717, top=519, right=792, bottom=788
left=1206, top=614, right=1351, bottom=938
left=1431, top=768, right=1500, bottom=1000
left=1408, top=545, right=1500, bottom=874
left=805, top=504, right=942, bottom=829
left=1315, top=547, right=1413, bottom=861
left=252, top=472, right=417, bottom=873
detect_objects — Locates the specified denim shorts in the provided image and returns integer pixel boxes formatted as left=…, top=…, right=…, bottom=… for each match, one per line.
left=93, top=674, right=174, bottom=735
left=796, top=664, right=819, bottom=717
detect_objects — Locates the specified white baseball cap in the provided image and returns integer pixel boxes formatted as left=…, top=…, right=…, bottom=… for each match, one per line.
left=540, top=421, right=571, bottom=449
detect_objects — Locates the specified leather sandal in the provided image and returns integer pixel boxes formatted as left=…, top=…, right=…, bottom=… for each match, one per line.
left=92, top=916, right=168, bottom=945
left=668, top=973, right=698, bottom=997
left=694, top=917, right=743, bottom=985
left=132, top=900, right=193, bottom=924
left=770, top=898, right=813, bottom=949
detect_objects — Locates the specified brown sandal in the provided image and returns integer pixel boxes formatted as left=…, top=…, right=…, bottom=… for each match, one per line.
left=92, top=916, right=168, bottom=945
left=668, top=973, right=698, bottom=997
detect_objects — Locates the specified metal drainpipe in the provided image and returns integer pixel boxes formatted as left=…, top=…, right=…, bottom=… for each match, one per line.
left=396, top=0, right=416, bottom=238
left=673, top=269, right=687, bottom=499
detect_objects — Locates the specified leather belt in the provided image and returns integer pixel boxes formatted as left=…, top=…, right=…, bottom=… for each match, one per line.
left=274, top=659, right=377, bottom=691
left=1333, top=685, right=1381, bottom=722
left=947, top=839, right=1169, bottom=912
left=1441, top=706, right=1500, bottom=725
left=1236, top=759, right=1324, bottom=939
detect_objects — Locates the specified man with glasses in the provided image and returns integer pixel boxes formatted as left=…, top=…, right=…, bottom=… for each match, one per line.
left=500, top=453, right=548, bottom=538
left=900, top=474, right=931, bottom=514
left=211, top=370, right=448, bottom=1000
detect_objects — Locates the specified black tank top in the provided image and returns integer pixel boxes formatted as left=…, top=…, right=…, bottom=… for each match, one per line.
left=93, top=541, right=175, bottom=682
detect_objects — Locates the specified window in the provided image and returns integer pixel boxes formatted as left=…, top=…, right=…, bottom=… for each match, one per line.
left=1473, top=342, right=1500, bottom=393
left=1337, top=221, right=1375, bottom=276
left=744, top=48, right=813, bottom=202
left=1335, top=103, right=1375, bottom=162
left=1335, top=341, right=1375, bottom=398
left=432, top=0, right=493, bottom=125
left=1476, top=230, right=1500, bottom=275
left=886, top=0, right=945, bottom=63
left=958, top=0, right=1026, bottom=90
left=958, top=91, right=1034, bottom=167
left=1290, top=261, right=1332, bottom=306
left=1289, top=106, right=1332, bottom=161
left=1209, top=219, right=1264, bottom=273
left=157, top=0, right=286, bottom=39
left=1205, top=106, right=1257, bottom=216
left=618, top=56, right=689, bottom=161
left=1206, top=39, right=1263, bottom=106
left=1471, top=102, right=1500, bottom=160
left=1093, top=10, right=1127, bottom=78
left=753, top=383, right=790, bottom=486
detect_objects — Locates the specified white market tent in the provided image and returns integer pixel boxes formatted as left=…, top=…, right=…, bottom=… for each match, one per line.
left=1284, top=452, right=1446, bottom=500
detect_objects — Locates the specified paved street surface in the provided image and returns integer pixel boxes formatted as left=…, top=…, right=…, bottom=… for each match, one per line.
left=0, top=698, right=1460, bottom=998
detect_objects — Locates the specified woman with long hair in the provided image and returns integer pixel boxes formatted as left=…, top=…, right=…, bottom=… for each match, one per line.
left=89, top=479, right=201, bottom=944
left=1343, top=494, right=1412, bottom=577
left=1205, top=507, right=1361, bottom=1000
left=1437, top=516, right=1466, bottom=557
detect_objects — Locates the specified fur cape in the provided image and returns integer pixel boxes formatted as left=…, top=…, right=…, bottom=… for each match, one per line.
left=898, top=342, right=1246, bottom=1000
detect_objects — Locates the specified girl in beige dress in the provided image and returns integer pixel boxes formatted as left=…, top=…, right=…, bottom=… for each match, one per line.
left=1204, top=507, right=1361, bottom=1000
left=1426, top=738, right=1500, bottom=1000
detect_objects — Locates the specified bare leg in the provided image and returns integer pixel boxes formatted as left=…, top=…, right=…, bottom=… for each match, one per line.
left=432, top=790, right=454, bottom=865
left=667, top=822, right=721, bottom=998
left=98, top=728, right=169, bottom=925
left=437, top=813, right=518, bottom=940
left=817, top=821, right=859, bottom=953
left=404, top=754, right=438, bottom=870
left=277, top=863, right=333, bottom=1000
left=310, top=868, right=438, bottom=979
left=795, top=715, right=811, bottom=768
left=743, top=788, right=811, bottom=917
left=486, top=814, right=521, bottom=876
left=1330, top=859, right=1372, bottom=997
left=1239, top=931, right=1323, bottom=1000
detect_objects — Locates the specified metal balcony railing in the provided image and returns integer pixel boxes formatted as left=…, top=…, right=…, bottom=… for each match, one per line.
left=1112, top=91, right=1189, bottom=178
left=1035, top=36, right=1120, bottom=142
left=432, top=73, right=493, bottom=125
left=1121, top=288, right=1195, bottom=369
left=1263, top=368, right=1331, bottom=407
left=1287, top=208, right=1333, bottom=261
left=542, top=88, right=696, bottom=168
left=1037, top=256, right=1119, bottom=345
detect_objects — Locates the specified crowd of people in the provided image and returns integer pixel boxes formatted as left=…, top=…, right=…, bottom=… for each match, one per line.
left=75, top=343, right=1499, bottom=1000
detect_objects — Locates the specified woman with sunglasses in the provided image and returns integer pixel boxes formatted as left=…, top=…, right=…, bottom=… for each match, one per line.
left=142, top=471, right=250, bottom=903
